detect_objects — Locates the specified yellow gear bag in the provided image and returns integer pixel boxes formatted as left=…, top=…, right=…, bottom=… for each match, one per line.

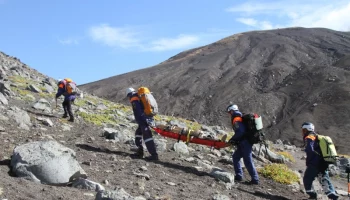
left=317, top=135, right=338, bottom=164
left=138, top=87, right=158, bottom=117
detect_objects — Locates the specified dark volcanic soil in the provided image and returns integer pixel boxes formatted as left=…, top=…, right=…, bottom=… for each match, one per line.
left=80, top=27, right=350, bottom=154
left=0, top=115, right=310, bottom=200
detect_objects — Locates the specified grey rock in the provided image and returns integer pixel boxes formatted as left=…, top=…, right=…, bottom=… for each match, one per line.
left=0, top=81, right=12, bottom=96
left=36, top=117, right=53, bottom=127
left=173, top=141, right=189, bottom=155
left=32, top=98, right=51, bottom=112
left=210, top=167, right=235, bottom=184
left=133, top=172, right=150, bottom=180
left=11, top=140, right=87, bottom=184
left=95, top=187, right=134, bottom=200
left=24, top=94, right=36, bottom=101
left=27, top=84, right=42, bottom=93
left=185, top=157, right=196, bottom=163
left=212, top=194, right=230, bottom=200
left=154, top=138, right=167, bottom=152
left=336, top=190, right=348, bottom=196
left=61, top=124, right=71, bottom=131
left=72, top=178, right=105, bottom=192
left=0, top=92, right=8, bottom=105
left=44, top=83, right=54, bottom=93
left=96, top=104, right=108, bottom=110
left=7, top=107, right=31, bottom=129
left=103, top=128, right=129, bottom=142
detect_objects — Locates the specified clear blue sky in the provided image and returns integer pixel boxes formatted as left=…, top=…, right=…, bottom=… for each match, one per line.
left=0, top=0, right=349, bottom=84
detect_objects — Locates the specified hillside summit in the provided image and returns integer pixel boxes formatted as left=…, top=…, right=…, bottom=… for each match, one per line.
left=80, top=27, right=350, bottom=154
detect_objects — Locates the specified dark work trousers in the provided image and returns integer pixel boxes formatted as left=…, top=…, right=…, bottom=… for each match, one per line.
left=62, top=99, right=74, bottom=119
left=135, top=123, right=157, bottom=156
left=232, top=140, right=259, bottom=182
left=303, top=165, right=336, bottom=198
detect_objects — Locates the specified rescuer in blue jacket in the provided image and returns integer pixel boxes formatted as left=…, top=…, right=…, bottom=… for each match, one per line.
left=302, top=122, right=338, bottom=200
left=227, top=104, right=259, bottom=185
left=126, top=88, right=158, bottom=161
left=55, top=79, right=76, bottom=122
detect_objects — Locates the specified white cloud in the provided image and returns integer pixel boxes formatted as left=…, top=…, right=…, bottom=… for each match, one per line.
left=227, top=1, right=350, bottom=31
left=88, top=24, right=210, bottom=52
left=145, top=34, right=199, bottom=52
left=59, top=38, right=79, bottom=45
left=236, top=18, right=257, bottom=26
left=88, top=24, right=140, bottom=48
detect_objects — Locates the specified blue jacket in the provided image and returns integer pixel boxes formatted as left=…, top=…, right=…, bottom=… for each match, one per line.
left=304, top=132, right=322, bottom=168
left=229, top=110, right=247, bottom=141
left=129, top=93, right=147, bottom=125
left=55, top=82, right=76, bottom=101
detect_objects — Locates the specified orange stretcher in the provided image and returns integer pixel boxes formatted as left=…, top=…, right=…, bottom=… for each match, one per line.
left=152, top=126, right=230, bottom=149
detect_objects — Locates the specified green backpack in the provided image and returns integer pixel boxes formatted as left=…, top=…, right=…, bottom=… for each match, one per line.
left=317, top=135, right=338, bottom=164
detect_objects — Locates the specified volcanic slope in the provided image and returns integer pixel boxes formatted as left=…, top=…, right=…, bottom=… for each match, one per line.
left=80, top=27, right=350, bottom=153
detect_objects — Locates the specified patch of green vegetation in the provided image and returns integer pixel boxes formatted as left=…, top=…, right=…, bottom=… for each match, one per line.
left=39, top=92, right=53, bottom=98
left=74, top=99, right=87, bottom=107
left=77, top=111, right=116, bottom=126
left=258, top=164, right=299, bottom=185
left=8, top=75, right=29, bottom=84
left=277, top=151, right=295, bottom=163
left=85, top=95, right=99, bottom=104
left=38, top=86, right=47, bottom=92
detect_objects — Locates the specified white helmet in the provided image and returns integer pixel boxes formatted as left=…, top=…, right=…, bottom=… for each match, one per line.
left=226, top=104, right=239, bottom=112
left=126, top=87, right=135, bottom=96
left=301, top=122, right=315, bottom=132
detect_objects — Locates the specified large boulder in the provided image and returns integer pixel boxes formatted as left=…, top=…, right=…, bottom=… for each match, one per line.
left=11, top=140, right=87, bottom=184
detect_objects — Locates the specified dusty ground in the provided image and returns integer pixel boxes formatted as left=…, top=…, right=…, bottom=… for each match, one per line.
left=79, top=27, right=350, bottom=154
left=0, top=108, right=347, bottom=200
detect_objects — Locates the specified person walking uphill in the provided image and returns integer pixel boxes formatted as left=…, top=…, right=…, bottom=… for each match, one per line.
left=301, top=122, right=339, bottom=200
left=226, top=104, right=259, bottom=185
left=55, top=78, right=77, bottom=122
left=126, top=87, right=158, bottom=161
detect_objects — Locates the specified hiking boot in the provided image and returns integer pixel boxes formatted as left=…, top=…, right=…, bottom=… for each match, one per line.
left=327, top=193, right=339, bottom=200
left=234, top=175, right=243, bottom=182
left=68, top=118, right=74, bottom=122
left=131, top=149, right=144, bottom=158
left=246, top=180, right=259, bottom=185
left=306, top=193, right=317, bottom=199
left=62, top=114, right=68, bottom=118
left=145, top=155, right=159, bottom=161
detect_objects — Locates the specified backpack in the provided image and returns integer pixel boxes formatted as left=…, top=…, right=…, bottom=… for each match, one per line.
left=317, top=135, right=338, bottom=164
left=64, top=78, right=78, bottom=95
left=138, top=87, right=158, bottom=117
left=241, top=113, right=264, bottom=144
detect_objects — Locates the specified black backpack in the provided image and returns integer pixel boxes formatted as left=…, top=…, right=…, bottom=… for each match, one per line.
left=241, top=113, right=264, bottom=144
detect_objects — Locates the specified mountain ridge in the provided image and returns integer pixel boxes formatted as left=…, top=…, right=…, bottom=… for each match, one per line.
left=80, top=27, right=350, bottom=154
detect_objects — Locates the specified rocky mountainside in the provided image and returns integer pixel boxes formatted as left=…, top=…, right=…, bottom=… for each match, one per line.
left=0, top=51, right=349, bottom=200
left=79, top=27, right=350, bottom=154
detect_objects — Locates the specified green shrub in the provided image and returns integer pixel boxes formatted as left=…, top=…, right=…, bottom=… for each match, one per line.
left=258, top=164, right=299, bottom=184
left=74, top=99, right=87, bottom=107
left=77, top=111, right=116, bottom=126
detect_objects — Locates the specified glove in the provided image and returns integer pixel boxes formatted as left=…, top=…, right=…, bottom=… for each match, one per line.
left=229, top=139, right=239, bottom=145
left=145, top=118, right=155, bottom=128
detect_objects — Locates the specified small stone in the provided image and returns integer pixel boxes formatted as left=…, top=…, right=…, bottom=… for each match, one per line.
left=140, top=166, right=148, bottom=171
left=166, top=182, right=176, bottom=186
left=82, top=161, right=92, bottom=166
left=103, top=180, right=109, bottom=185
